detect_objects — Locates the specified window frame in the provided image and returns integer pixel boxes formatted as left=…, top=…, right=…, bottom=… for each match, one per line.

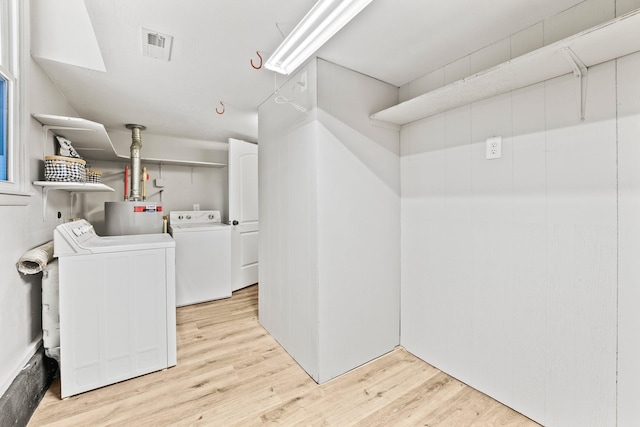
left=0, top=71, right=7, bottom=181
left=0, top=0, right=29, bottom=205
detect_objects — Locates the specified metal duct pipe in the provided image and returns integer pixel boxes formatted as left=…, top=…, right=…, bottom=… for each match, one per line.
left=125, top=124, right=146, bottom=201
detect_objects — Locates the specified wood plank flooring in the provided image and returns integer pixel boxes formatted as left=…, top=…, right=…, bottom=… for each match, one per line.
left=29, top=285, right=539, bottom=426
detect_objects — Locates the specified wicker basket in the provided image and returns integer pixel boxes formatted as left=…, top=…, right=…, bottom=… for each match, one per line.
left=44, top=155, right=86, bottom=182
left=86, top=169, right=102, bottom=183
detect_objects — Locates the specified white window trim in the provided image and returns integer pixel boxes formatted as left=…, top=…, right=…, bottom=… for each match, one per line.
left=0, top=0, right=30, bottom=205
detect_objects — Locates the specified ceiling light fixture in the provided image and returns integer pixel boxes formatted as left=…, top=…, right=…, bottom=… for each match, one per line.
left=265, top=0, right=373, bottom=75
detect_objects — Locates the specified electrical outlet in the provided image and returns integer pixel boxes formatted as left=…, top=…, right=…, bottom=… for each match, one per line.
left=193, top=204, right=200, bottom=211
left=486, top=136, right=502, bottom=160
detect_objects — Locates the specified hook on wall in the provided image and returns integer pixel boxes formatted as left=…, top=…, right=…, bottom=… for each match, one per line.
left=216, top=101, right=225, bottom=115
left=250, top=51, right=263, bottom=70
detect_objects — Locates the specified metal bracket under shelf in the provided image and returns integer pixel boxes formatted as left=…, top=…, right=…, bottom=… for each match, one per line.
left=34, top=181, right=115, bottom=221
left=562, top=47, right=588, bottom=121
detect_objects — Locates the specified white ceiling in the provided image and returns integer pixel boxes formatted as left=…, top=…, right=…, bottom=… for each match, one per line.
left=32, top=0, right=583, bottom=145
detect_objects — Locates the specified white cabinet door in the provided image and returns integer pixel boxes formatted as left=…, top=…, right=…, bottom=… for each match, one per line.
left=228, top=138, right=259, bottom=291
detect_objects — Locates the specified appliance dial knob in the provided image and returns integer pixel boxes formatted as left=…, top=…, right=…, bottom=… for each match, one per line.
left=208, top=214, right=214, bottom=219
left=178, top=215, right=183, bottom=220
left=186, top=215, right=191, bottom=219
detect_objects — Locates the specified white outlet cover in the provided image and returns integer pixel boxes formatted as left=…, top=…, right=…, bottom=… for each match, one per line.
left=486, top=136, right=502, bottom=160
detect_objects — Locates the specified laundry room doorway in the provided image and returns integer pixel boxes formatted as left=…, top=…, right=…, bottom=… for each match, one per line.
left=228, top=138, right=259, bottom=291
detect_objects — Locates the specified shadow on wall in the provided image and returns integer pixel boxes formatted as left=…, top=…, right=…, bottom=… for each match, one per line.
left=318, top=114, right=400, bottom=197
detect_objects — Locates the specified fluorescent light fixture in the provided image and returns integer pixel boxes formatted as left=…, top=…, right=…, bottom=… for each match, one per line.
left=265, top=0, right=373, bottom=75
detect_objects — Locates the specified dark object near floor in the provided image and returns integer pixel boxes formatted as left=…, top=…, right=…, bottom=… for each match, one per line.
left=0, top=345, right=58, bottom=427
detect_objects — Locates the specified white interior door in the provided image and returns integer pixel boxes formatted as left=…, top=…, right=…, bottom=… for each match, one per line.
left=228, top=138, right=259, bottom=291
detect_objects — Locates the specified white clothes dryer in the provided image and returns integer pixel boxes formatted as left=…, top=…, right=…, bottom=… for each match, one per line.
left=169, top=210, right=231, bottom=306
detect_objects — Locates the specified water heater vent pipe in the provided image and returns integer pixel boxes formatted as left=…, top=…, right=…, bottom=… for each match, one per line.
left=125, top=124, right=146, bottom=201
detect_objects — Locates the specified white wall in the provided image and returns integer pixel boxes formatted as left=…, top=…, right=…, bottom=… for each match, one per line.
left=259, top=59, right=400, bottom=383
left=397, top=2, right=640, bottom=425
left=616, top=52, right=640, bottom=427
left=316, top=60, right=400, bottom=382
left=401, top=59, right=620, bottom=426
left=0, top=3, right=79, bottom=395
left=258, top=60, right=321, bottom=379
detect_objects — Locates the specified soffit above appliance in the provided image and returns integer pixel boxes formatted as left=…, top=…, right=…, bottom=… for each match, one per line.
left=31, top=0, right=106, bottom=72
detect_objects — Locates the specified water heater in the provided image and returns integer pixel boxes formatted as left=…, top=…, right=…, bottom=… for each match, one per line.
left=104, top=124, right=164, bottom=236
left=104, top=201, right=163, bottom=235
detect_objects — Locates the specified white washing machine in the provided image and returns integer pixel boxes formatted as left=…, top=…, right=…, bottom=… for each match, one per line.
left=169, top=210, right=231, bottom=306
left=53, top=219, right=176, bottom=398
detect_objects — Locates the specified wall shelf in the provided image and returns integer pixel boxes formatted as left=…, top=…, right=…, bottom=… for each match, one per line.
left=32, top=114, right=227, bottom=168
left=370, top=9, right=640, bottom=126
left=33, top=181, right=115, bottom=220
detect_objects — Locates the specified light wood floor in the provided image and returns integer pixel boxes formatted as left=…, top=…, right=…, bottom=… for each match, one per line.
left=29, top=285, right=539, bottom=426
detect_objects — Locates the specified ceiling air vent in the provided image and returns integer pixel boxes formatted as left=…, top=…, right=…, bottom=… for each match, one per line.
left=141, top=28, right=173, bottom=61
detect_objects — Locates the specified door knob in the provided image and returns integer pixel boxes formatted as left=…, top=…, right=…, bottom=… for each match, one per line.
left=232, top=220, right=239, bottom=226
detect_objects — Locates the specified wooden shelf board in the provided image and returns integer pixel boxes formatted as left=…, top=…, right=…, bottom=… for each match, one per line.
left=371, top=9, right=640, bottom=125
left=33, top=181, right=115, bottom=192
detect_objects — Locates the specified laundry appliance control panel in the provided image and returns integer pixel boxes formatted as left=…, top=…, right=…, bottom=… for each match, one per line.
left=169, top=210, right=222, bottom=226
